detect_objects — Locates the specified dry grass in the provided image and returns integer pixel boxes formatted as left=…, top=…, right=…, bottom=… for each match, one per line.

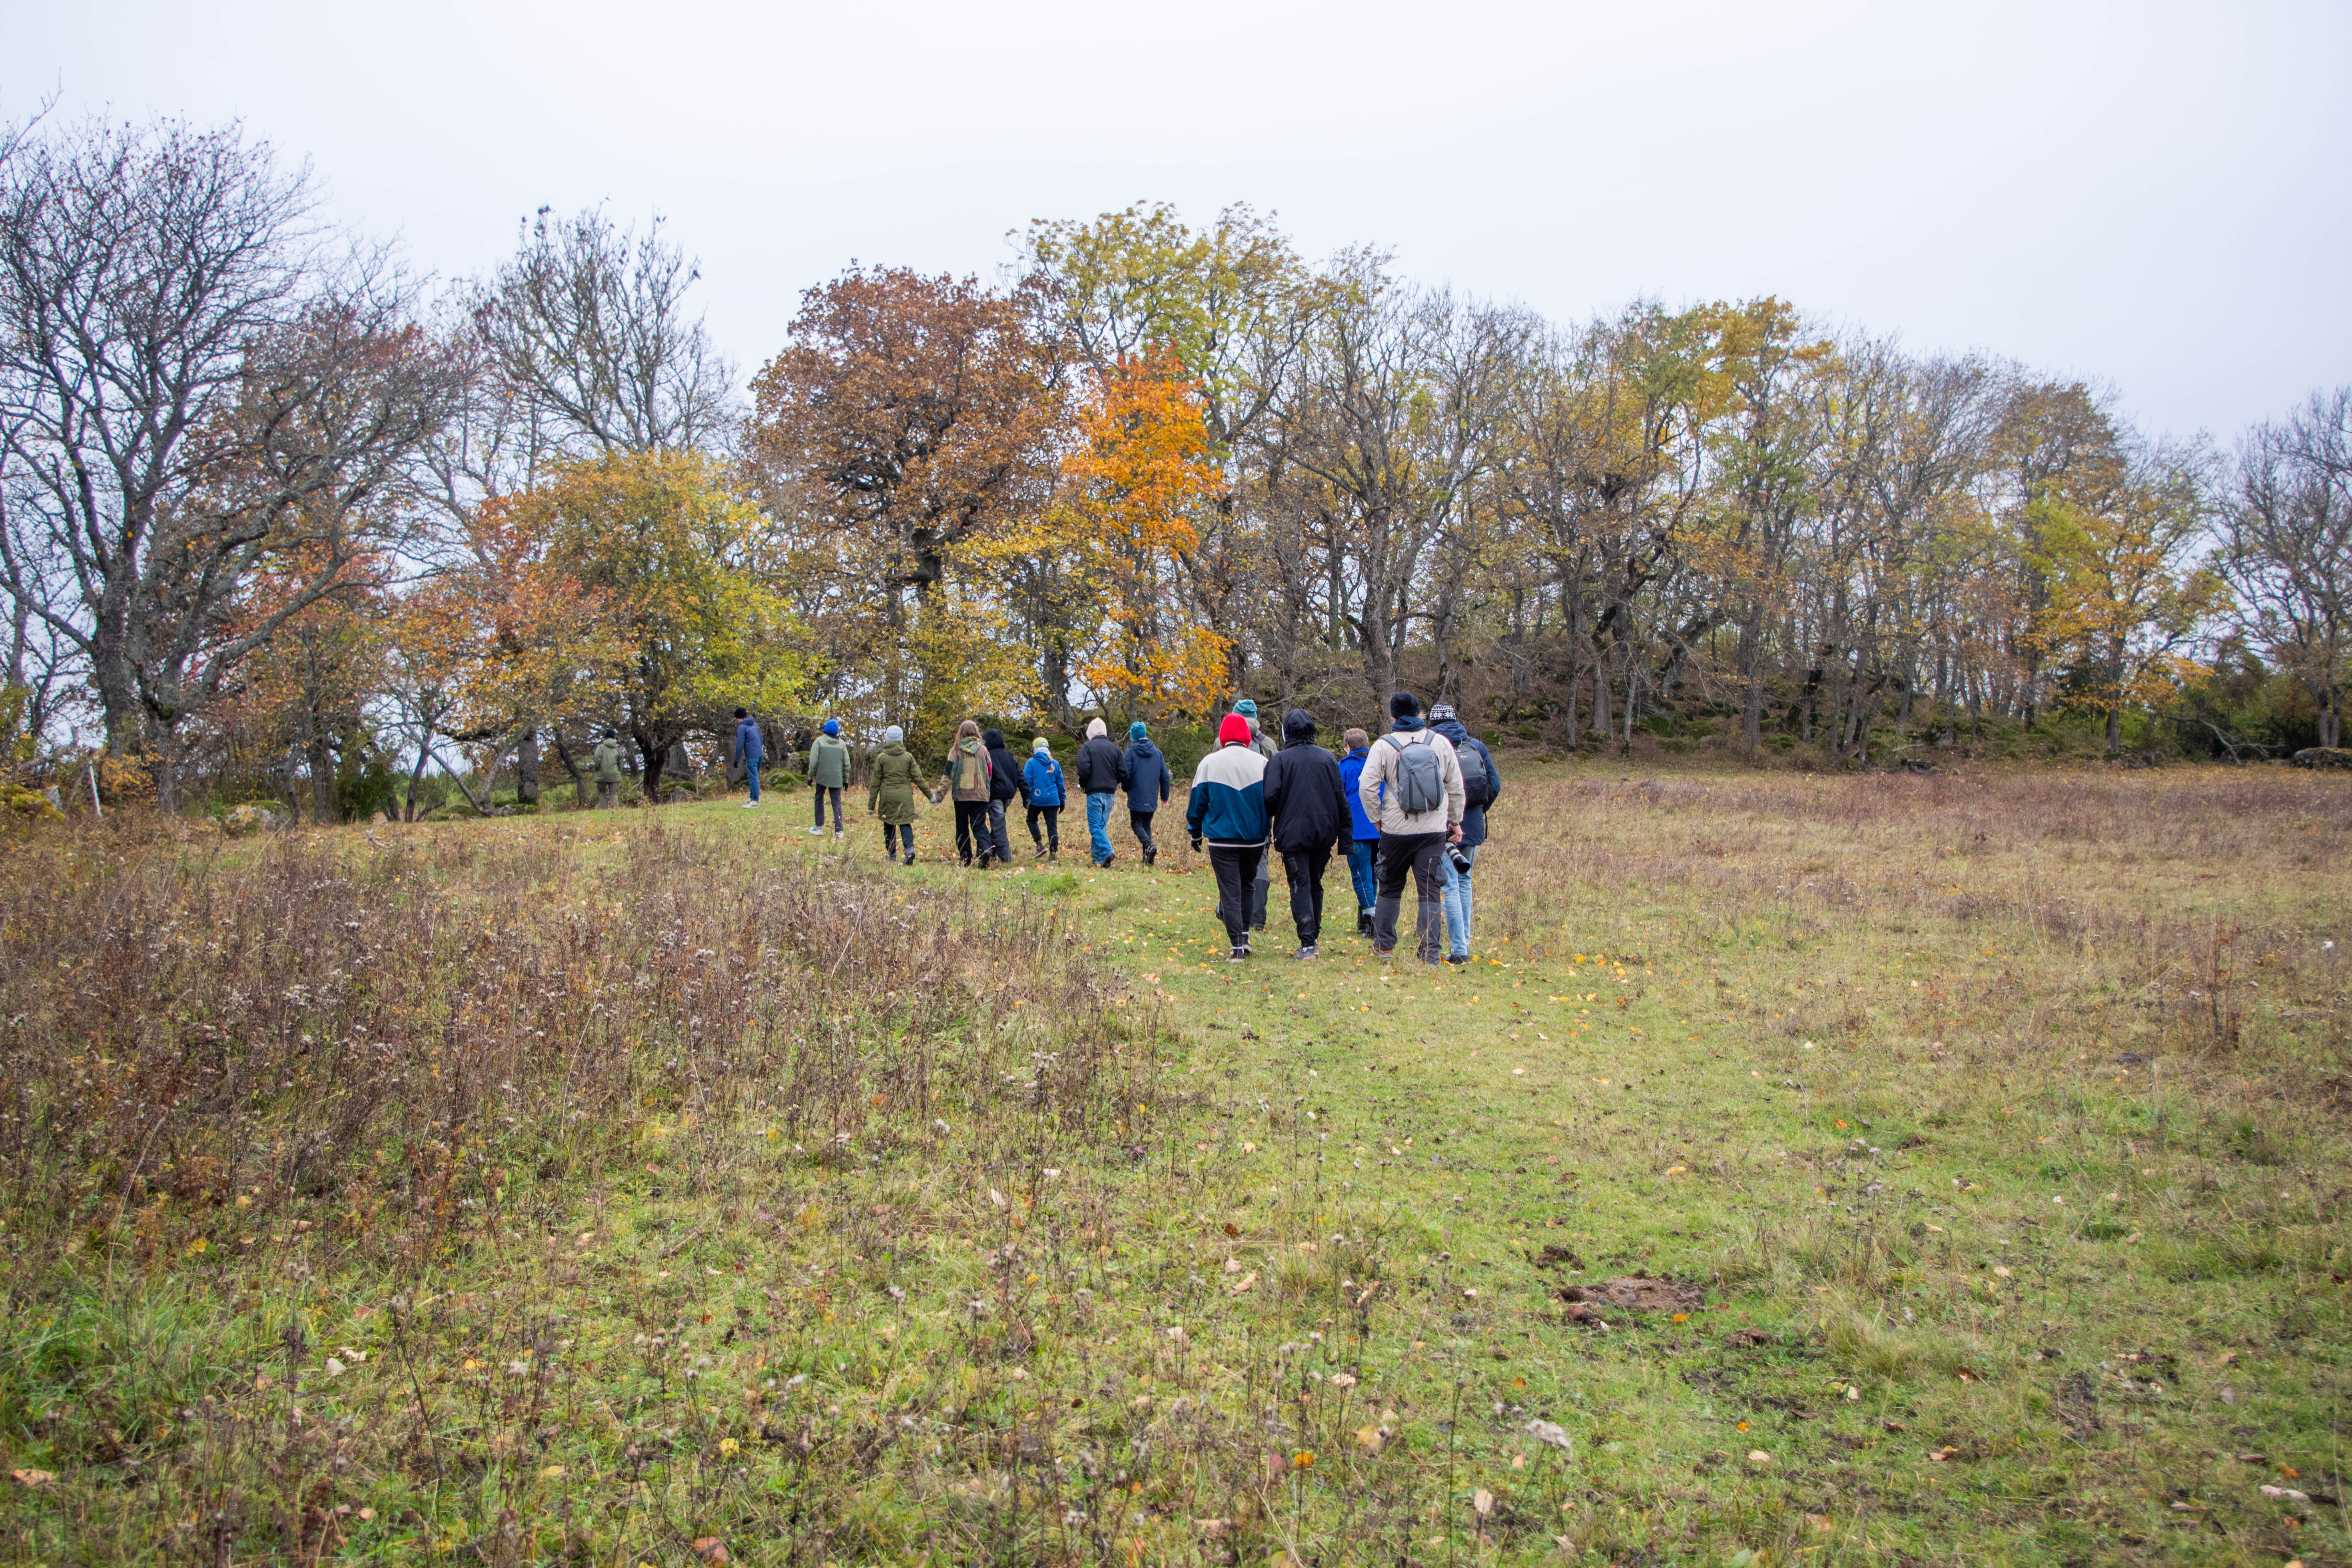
left=0, top=762, right=2346, bottom=1566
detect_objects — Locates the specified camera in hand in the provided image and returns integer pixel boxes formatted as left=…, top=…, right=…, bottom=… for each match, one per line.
left=1448, top=846, right=1472, bottom=874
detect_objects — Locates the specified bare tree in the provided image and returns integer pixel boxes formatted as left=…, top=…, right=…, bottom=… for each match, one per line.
left=0, top=116, right=462, bottom=803
left=472, top=207, right=734, bottom=461
left=2227, top=388, right=2352, bottom=748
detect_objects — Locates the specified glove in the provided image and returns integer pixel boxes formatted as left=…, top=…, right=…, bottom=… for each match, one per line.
left=1190, top=836, right=1203, bottom=853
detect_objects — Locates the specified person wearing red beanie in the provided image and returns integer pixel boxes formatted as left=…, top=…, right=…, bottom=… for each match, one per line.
left=1186, top=715, right=1272, bottom=958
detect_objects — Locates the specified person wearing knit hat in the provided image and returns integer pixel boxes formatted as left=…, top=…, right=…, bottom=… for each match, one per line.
left=1121, top=720, right=1172, bottom=865
left=1075, top=716, right=1127, bottom=866
left=1231, top=699, right=1276, bottom=928
left=864, top=724, right=928, bottom=864
left=1356, top=689, right=1466, bottom=962
left=1185, top=713, right=1271, bottom=960
left=1426, top=702, right=1500, bottom=964
left=1020, top=736, right=1067, bottom=859
left=806, top=718, right=851, bottom=837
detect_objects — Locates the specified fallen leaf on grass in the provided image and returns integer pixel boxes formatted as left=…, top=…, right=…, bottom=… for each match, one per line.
left=1193, top=1518, right=1233, bottom=1538
left=1355, top=1424, right=1386, bottom=1453
left=1473, top=1488, right=1494, bottom=1516
left=2262, top=1485, right=2313, bottom=1503
left=1227, top=1271, right=1257, bottom=1296
left=692, top=1539, right=730, bottom=1565
left=10, top=1469, right=56, bottom=1488
left=1525, top=1419, right=1573, bottom=1453
left=1746, top=1450, right=1772, bottom=1466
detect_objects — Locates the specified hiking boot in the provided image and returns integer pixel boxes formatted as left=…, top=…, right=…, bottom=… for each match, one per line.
left=1047, top=849, right=1058, bottom=863
left=1229, top=946, right=1247, bottom=962
left=1358, top=910, right=1374, bottom=938
left=1143, top=845, right=1156, bottom=866
left=1446, top=953, right=1470, bottom=966
left=1033, top=844, right=1046, bottom=859
left=1372, top=947, right=1396, bottom=960
left=1297, top=944, right=1319, bottom=960
left=807, top=824, right=824, bottom=834
left=902, top=852, right=916, bottom=867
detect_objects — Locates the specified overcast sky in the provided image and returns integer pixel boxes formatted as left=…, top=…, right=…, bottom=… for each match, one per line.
left=6, top=0, right=2345, bottom=441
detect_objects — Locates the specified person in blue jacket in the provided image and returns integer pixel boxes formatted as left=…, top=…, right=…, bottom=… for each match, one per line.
left=1427, top=702, right=1502, bottom=964
left=1120, top=721, right=1172, bottom=865
left=731, top=707, right=764, bottom=808
left=1185, top=714, right=1270, bottom=961
left=1337, top=726, right=1381, bottom=935
left=1020, top=736, right=1067, bottom=860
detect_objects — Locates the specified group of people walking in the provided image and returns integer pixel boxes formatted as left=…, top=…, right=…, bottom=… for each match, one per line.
left=729, top=689, right=1500, bottom=966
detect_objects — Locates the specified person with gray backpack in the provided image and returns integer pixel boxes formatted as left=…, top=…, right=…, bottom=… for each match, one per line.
left=1354, top=691, right=1465, bottom=962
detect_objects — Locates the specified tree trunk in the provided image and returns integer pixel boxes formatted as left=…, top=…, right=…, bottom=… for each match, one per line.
left=308, top=734, right=338, bottom=824
left=516, top=727, right=541, bottom=805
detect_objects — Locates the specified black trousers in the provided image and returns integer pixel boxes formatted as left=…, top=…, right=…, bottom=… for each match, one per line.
left=1208, top=843, right=1266, bottom=946
left=1283, top=845, right=1332, bottom=946
left=1027, top=805, right=1060, bottom=850
left=1129, top=808, right=1158, bottom=858
left=1372, top=831, right=1447, bottom=960
left=954, top=800, right=993, bottom=865
left=812, top=785, right=842, bottom=830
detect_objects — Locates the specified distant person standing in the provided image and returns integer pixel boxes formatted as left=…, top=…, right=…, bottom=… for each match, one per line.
left=1075, top=717, right=1126, bottom=868
left=1337, top=726, right=1381, bottom=936
left=947, top=720, right=995, bottom=869
left=732, top=708, right=764, bottom=809
left=866, top=725, right=928, bottom=864
left=1427, top=702, right=1501, bottom=964
left=1120, top=721, right=1172, bottom=865
left=806, top=718, right=850, bottom=837
left=1233, top=698, right=1276, bottom=930
left=1356, top=691, right=1464, bottom=963
left=982, top=728, right=1021, bottom=867
left=592, top=730, right=625, bottom=810
left=1260, top=709, right=1350, bottom=958
left=1185, top=713, right=1271, bottom=961
left=1021, top=736, right=1066, bottom=860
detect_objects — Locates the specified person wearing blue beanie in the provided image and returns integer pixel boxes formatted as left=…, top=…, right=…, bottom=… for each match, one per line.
left=806, top=720, right=851, bottom=836
left=1121, top=720, right=1172, bottom=865
left=823, top=718, right=840, bottom=736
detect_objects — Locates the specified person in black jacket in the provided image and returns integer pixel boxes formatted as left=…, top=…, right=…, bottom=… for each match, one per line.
left=982, top=728, right=1020, bottom=867
left=1075, top=717, right=1128, bottom=867
left=1120, top=721, right=1172, bottom=865
left=1260, top=708, right=1351, bottom=957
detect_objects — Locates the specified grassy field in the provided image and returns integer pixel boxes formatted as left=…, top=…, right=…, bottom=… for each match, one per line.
left=1, top=762, right=2347, bottom=1566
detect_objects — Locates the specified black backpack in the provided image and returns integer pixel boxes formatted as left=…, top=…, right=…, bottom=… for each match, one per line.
left=1457, top=740, right=1492, bottom=808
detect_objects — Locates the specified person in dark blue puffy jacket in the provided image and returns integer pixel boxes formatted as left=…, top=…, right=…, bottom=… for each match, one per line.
left=1020, top=737, right=1066, bottom=859
left=1337, top=726, right=1381, bottom=936
left=731, top=707, right=765, bottom=807
left=1120, top=722, right=1172, bottom=865
left=1427, top=702, right=1502, bottom=964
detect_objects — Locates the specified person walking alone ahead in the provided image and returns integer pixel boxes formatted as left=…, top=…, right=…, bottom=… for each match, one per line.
left=1121, top=721, right=1172, bottom=865
left=732, top=708, right=764, bottom=808
left=1261, top=709, right=1351, bottom=958
left=947, top=720, right=995, bottom=868
left=983, top=728, right=1021, bottom=867
left=866, top=725, right=929, bottom=864
left=1427, top=702, right=1502, bottom=964
left=1021, top=737, right=1065, bottom=859
left=1337, top=727, right=1381, bottom=936
left=1186, top=714, right=1271, bottom=961
left=1233, top=699, right=1276, bottom=930
left=592, top=730, right=625, bottom=810
left=1075, top=717, right=1126, bottom=867
left=1356, top=691, right=1465, bottom=963
left=806, top=718, right=850, bottom=836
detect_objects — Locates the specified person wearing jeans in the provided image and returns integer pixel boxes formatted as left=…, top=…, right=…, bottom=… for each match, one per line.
left=1355, top=692, right=1466, bottom=963
left=1021, top=737, right=1065, bottom=859
left=1337, top=727, right=1380, bottom=936
left=732, top=708, right=764, bottom=808
left=1185, top=714, right=1271, bottom=959
left=1427, top=702, right=1501, bottom=964
left=1075, top=716, right=1125, bottom=867
left=806, top=718, right=850, bottom=836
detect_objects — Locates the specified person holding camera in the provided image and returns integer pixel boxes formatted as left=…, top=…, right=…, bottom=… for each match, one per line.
left=1354, top=691, right=1465, bottom=964
left=1426, top=702, right=1501, bottom=965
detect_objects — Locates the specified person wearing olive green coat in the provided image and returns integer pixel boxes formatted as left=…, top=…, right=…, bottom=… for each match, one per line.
left=866, top=726, right=929, bottom=865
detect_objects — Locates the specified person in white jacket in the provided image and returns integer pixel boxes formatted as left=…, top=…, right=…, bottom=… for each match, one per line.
left=1354, top=690, right=1464, bottom=962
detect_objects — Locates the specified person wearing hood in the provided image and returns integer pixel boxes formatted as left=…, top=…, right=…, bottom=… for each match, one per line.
left=1356, top=690, right=1465, bottom=963
left=1232, top=698, right=1276, bottom=928
left=982, top=727, right=1021, bottom=867
left=1120, top=721, right=1172, bottom=865
left=730, top=708, right=764, bottom=809
left=1185, top=713, right=1270, bottom=960
left=1260, top=709, right=1351, bottom=957
left=865, top=725, right=929, bottom=864
left=1020, top=736, right=1066, bottom=859
left=1074, top=717, right=1127, bottom=867
left=1427, top=702, right=1502, bottom=964
left=946, top=720, right=996, bottom=869
left=1337, top=727, right=1381, bottom=936
left=806, top=718, right=851, bottom=837
left=592, top=729, right=625, bottom=810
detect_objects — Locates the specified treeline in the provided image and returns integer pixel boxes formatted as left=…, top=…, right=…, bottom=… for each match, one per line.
left=2, top=118, right=2345, bottom=820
